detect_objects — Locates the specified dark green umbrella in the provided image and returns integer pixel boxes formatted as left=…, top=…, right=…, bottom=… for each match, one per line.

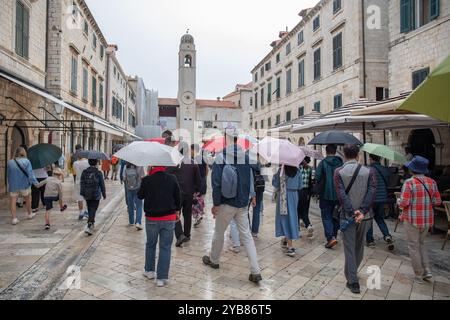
left=79, top=150, right=110, bottom=160
left=308, top=130, right=362, bottom=146
left=28, top=144, right=62, bottom=169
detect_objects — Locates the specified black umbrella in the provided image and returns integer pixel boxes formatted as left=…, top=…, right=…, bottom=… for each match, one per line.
left=28, top=144, right=62, bottom=169
left=79, top=150, right=110, bottom=160
left=308, top=131, right=362, bottom=146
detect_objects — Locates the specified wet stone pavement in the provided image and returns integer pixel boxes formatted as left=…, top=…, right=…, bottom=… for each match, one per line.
left=0, top=179, right=449, bottom=300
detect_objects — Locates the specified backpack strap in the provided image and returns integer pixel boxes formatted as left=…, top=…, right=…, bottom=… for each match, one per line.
left=345, top=165, right=362, bottom=195
left=14, top=159, right=29, bottom=179
left=414, top=178, right=433, bottom=202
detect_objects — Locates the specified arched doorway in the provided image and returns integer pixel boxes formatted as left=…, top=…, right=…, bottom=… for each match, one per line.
left=10, top=124, right=27, bottom=157
left=408, top=129, right=436, bottom=169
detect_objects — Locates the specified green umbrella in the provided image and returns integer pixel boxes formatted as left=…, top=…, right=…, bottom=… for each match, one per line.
left=398, top=54, right=450, bottom=123
left=28, top=144, right=62, bottom=169
left=361, top=143, right=407, bottom=164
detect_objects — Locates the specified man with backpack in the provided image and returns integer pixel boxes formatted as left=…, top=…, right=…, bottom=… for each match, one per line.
left=366, top=154, right=394, bottom=250
left=80, top=159, right=106, bottom=236
left=202, top=129, right=262, bottom=284
left=334, top=145, right=376, bottom=294
left=315, top=144, right=343, bottom=249
left=123, top=162, right=146, bottom=230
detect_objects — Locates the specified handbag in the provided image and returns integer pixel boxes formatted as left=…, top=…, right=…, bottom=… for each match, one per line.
left=333, top=165, right=362, bottom=221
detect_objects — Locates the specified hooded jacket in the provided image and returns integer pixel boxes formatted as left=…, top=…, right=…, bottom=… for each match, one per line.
left=316, top=156, right=343, bottom=201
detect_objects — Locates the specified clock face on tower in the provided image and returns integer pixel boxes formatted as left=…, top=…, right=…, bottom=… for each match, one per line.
left=181, top=91, right=194, bottom=105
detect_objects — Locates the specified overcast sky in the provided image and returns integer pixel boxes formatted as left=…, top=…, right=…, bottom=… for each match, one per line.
left=85, top=0, right=318, bottom=99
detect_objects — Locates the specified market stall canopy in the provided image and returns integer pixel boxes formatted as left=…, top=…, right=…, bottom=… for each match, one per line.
left=268, top=111, right=322, bottom=133
left=398, top=54, right=450, bottom=123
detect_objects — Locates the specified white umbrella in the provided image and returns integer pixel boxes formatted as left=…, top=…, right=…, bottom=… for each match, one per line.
left=113, top=141, right=183, bottom=167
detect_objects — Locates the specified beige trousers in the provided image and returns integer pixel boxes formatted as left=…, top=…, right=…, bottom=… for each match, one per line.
left=404, top=221, right=430, bottom=276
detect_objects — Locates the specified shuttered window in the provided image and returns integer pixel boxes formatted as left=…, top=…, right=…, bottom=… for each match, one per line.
left=400, top=0, right=415, bottom=33
left=286, top=111, right=292, bottom=122
left=99, top=82, right=104, bottom=110
left=333, top=0, right=342, bottom=14
left=15, top=1, right=29, bottom=59
left=70, top=56, right=78, bottom=94
left=276, top=77, right=281, bottom=99
left=333, top=33, right=343, bottom=70
left=92, top=76, right=97, bottom=107
left=298, top=59, right=305, bottom=87
left=313, top=16, right=320, bottom=31
left=298, top=106, right=305, bottom=117
left=412, top=68, right=430, bottom=89
left=297, top=31, right=304, bottom=46
left=314, top=48, right=321, bottom=80
left=254, top=92, right=258, bottom=110
left=334, top=94, right=343, bottom=109
left=430, top=0, right=440, bottom=20
left=267, top=82, right=272, bottom=104
left=286, top=69, right=292, bottom=94
left=314, top=101, right=321, bottom=113
left=260, top=88, right=265, bottom=107
left=82, top=68, right=88, bottom=101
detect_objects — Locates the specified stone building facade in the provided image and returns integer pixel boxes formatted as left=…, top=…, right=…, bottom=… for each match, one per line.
left=222, top=82, right=254, bottom=131
left=387, top=0, right=450, bottom=168
left=250, top=0, right=390, bottom=144
left=46, top=0, right=109, bottom=154
left=0, top=0, right=48, bottom=195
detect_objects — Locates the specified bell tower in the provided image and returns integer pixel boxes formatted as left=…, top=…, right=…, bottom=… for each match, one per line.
left=178, top=31, right=196, bottom=143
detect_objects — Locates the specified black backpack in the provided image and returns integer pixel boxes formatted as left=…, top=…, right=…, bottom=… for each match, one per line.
left=81, top=168, right=100, bottom=200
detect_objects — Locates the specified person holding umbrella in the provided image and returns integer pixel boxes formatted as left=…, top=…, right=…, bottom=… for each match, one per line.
left=31, top=166, right=49, bottom=213
left=315, top=145, right=343, bottom=249
left=272, top=165, right=303, bottom=257
left=366, top=154, right=394, bottom=250
left=7, top=147, right=39, bottom=225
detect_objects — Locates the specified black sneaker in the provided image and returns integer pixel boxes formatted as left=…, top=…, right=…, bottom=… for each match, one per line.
left=183, top=236, right=191, bottom=243
left=60, top=204, right=67, bottom=212
left=202, top=256, right=219, bottom=269
left=346, top=282, right=361, bottom=294
left=249, top=274, right=263, bottom=283
left=366, top=241, right=376, bottom=248
left=385, top=236, right=395, bottom=251
left=45, top=224, right=51, bottom=230
left=176, top=235, right=186, bottom=247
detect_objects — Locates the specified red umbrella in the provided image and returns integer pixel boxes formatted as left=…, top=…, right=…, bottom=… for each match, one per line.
left=203, top=137, right=252, bottom=153
left=144, top=138, right=166, bottom=144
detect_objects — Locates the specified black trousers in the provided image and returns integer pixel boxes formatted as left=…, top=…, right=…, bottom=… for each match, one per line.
left=31, top=178, right=46, bottom=210
left=175, top=195, right=193, bottom=239
left=297, top=189, right=312, bottom=228
left=86, top=200, right=100, bottom=224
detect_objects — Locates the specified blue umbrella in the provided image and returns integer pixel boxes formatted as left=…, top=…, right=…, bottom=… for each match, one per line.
left=79, top=150, right=110, bottom=160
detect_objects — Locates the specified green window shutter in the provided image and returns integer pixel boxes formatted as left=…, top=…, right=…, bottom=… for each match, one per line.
left=261, top=88, right=264, bottom=107
left=92, top=77, right=97, bottom=106
left=400, top=0, right=415, bottom=33
left=15, top=1, right=23, bottom=56
left=71, top=57, right=78, bottom=93
left=99, top=83, right=104, bottom=110
left=267, top=82, right=272, bottom=103
left=22, top=5, right=29, bottom=58
left=333, top=33, right=342, bottom=70
left=430, top=0, right=439, bottom=20
left=298, top=60, right=305, bottom=87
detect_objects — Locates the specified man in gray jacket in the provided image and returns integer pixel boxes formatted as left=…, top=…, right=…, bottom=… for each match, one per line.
left=334, top=144, right=376, bottom=294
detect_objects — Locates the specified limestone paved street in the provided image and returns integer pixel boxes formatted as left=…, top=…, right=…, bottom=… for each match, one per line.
left=1, top=179, right=450, bottom=300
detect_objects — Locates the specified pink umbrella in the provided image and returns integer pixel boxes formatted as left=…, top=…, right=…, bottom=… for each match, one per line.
left=255, top=137, right=306, bottom=167
left=300, top=146, right=324, bottom=160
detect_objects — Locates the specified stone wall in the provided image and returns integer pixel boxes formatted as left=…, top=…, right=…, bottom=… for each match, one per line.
left=0, top=0, right=47, bottom=86
left=388, top=0, right=450, bottom=96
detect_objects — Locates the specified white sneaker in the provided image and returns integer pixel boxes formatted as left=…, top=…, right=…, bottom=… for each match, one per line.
left=143, top=271, right=155, bottom=280
left=27, top=212, right=36, bottom=220
left=156, top=279, right=169, bottom=287
left=229, top=246, right=241, bottom=253
left=11, top=218, right=19, bottom=225
left=136, top=223, right=143, bottom=231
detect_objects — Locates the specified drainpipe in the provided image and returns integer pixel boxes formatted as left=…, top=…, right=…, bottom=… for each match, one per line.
left=105, top=53, right=110, bottom=153
left=361, top=0, right=367, bottom=98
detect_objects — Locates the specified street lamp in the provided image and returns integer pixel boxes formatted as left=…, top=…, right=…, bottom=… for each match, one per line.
left=54, top=103, right=64, bottom=115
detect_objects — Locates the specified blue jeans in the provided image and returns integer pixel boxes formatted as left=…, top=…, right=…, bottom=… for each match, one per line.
left=126, top=189, right=143, bottom=225
left=320, top=199, right=339, bottom=242
left=144, top=220, right=175, bottom=280
left=251, top=190, right=264, bottom=234
left=366, top=202, right=391, bottom=243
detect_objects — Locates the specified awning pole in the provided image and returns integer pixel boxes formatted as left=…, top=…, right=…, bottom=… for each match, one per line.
left=363, top=123, right=367, bottom=165
left=383, top=129, right=388, bottom=166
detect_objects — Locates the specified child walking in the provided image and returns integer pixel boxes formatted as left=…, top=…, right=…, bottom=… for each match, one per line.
left=36, top=167, right=68, bottom=229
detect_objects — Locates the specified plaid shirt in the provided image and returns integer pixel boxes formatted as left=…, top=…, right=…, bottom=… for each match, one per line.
left=301, top=166, right=313, bottom=190
left=398, top=175, right=442, bottom=228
